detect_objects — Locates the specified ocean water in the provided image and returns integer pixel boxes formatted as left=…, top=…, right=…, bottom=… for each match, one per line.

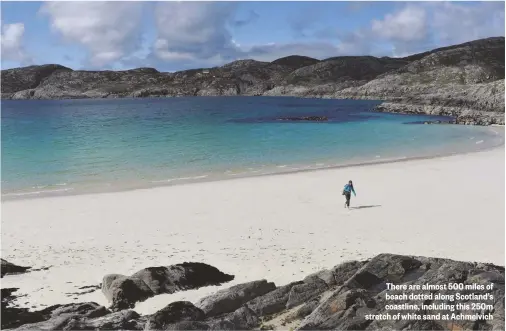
left=1, top=97, right=503, bottom=198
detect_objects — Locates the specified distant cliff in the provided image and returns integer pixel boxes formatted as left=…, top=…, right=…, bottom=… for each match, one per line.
left=2, top=37, right=504, bottom=125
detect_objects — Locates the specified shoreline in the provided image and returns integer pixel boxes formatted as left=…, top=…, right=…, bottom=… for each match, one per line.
left=2, top=143, right=504, bottom=314
left=3, top=127, right=504, bottom=202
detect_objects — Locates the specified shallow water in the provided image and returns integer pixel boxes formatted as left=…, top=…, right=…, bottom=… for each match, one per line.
left=1, top=96, right=503, bottom=198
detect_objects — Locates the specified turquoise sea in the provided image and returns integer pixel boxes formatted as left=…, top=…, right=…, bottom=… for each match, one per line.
left=1, top=97, right=503, bottom=198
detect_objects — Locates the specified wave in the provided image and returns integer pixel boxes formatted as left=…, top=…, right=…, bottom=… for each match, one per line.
left=3, top=187, right=74, bottom=197
left=31, top=183, right=68, bottom=189
left=151, top=175, right=208, bottom=183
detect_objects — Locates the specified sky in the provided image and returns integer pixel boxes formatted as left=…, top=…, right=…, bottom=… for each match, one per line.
left=1, top=1, right=504, bottom=72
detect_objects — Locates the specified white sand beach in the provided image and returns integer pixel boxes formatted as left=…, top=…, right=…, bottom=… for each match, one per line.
left=1, top=146, right=504, bottom=315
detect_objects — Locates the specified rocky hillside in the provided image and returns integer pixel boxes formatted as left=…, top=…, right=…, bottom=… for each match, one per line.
left=1, top=37, right=504, bottom=125
left=2, top=254, right=504, bottom=330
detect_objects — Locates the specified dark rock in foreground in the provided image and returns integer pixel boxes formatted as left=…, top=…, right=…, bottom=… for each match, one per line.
left=196, top=279, right=276, bottom=317
left=278, top=116, right=328, bottom=122
left=1, top=288, right=46, bottom=329
left=102, top=262, right=234, bottom=311
left=297, top=254, right=504, bottom=331
left=3, top=254, right=504, bottom=330
left=10, top=302, right=141, bottom=331
left=246, top=281, right=304, bottom=316
left=144, top=301, right=205, bottom=330
left=1, top=259, right=31, bottom=277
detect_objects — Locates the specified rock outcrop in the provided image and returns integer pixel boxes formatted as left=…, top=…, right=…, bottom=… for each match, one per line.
left=144, top=301, right=205, bottom=330
left=371, top=79, right=505, bottom=125
left=1, top=288, right=46, bottom=329
left=6, top=302, right=142, bottom=331
left=1, top=259, right=31, bottom=278
left=277, top=116, right=328, bottom=121
left=297, top=254, right=504, bottom=331
left=102, top=262, right=234, bottom=311
left=2, top=37, right=504, bottom=125
left=3, top=254, right=504, bottom=330
left=195, top=280, right=276, bottom=317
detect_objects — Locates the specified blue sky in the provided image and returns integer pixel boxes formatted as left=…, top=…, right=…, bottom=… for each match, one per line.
left=1, top=1, right=504, bottom=71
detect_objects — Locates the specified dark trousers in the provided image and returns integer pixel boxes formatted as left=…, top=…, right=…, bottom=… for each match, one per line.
left=344, top=192, right=351, bottom=207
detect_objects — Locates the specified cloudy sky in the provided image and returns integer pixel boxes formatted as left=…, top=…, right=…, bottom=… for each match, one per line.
left=1, top=1, right=504, bottom=71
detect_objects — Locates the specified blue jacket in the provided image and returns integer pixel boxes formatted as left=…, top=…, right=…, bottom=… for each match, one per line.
left=343, top=184, right=356, bottom=196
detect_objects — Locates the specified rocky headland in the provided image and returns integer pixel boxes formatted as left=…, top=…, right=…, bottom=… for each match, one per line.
left=1, top=37, right=504, bottom=125
left=2, top=253, right=504, bottom=330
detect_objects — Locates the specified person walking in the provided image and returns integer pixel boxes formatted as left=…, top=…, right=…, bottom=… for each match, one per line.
left=342, top=180, right=356, bottom=208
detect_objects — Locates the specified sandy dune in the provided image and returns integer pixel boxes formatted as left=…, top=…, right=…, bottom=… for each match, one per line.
left=1, top=146, right=504, bottom=315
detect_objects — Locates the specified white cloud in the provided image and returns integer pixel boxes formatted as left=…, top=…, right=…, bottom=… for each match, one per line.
left=23, top=1, right=504, bottom=70
left=1, top=23, right=30, bottom=63
left=371, top=5, right=428, bottom=42
left=367, top=4, right=431, bottom=57
left=147, top=1, right=504, bottom=69
left=150, top=2, right=355, bottom=66
left=153, top=2, right=241, bottom=64
left=341, top=2, right=504, bottom=58
left=310, top=5, right=430, bottom=58
left=335, top=29, right=376, bottom=56
left=430, top=2, right=505, bottom=45
left=40, top=1, right=144, bottom=67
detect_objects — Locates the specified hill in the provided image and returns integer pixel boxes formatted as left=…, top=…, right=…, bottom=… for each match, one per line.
left=1, top=37, right=504, bottom=125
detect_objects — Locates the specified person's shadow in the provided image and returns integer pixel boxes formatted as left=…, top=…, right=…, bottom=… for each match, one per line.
left=350, top=205, right=382, bottom=210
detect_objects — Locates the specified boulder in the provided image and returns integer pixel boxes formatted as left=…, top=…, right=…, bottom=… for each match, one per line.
left=304, top=269, right=336, bottom=287
left=246, top=281, right=304, bottom=316
left=196, top=280, right=276, bottom=317
left=102, top=262, right=234, bottom=310
left=41, top=302, right=106, bottom=318
left=5, top=302, right=134, bottom=331
left=1, top=259, right=31, bottom=277
left=144, top=301, right=205, bottom=330
left=286, top=276, right=329, bottom=309
left=65, top=310, right=141, bottom=330
left=331, top=260, right=366, bottom=286
left=1, top=293, right=109, bottom=330
left=1, top=288, right=46, bottom=329
left=221, top=306, right=260, bottom=329
left=297, top=254, right=504, bottom=330
left=294, top=298, right=320, bottom=319
left=205, top=306, right=260, bottom=330
left=144, top=304, right=260, bottom=330
left=5, top=253, right=504, bottom=331
left=160, top=321, right=211, bottom=330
